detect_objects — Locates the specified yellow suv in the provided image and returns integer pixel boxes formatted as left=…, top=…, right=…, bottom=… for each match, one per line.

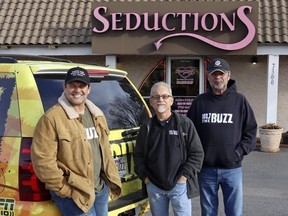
left=0, top=56, right=150, bottom=216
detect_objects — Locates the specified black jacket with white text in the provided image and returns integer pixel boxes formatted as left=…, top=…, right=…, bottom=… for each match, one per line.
left=134, top=111, right=204, bottom=198
left=187, top=79, right=257, bottom=169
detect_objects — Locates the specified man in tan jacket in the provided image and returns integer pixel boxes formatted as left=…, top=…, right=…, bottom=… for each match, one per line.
left=31, top=66, right=121, bottom=216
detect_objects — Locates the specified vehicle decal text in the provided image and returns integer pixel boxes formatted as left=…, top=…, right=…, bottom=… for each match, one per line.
left=0, top=198, right=15, bottom=216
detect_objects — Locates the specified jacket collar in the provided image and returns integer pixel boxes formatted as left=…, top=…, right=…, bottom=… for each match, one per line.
left=150, top=111, right=181, bottom=125
left=58, top=92, right=104, bottom=119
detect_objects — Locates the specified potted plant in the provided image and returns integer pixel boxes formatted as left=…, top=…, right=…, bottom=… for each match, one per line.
left=259, top=123, right=283, bottom=152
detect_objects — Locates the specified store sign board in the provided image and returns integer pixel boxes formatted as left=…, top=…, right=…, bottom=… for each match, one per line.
left=92, top=1, right=258, bottom=55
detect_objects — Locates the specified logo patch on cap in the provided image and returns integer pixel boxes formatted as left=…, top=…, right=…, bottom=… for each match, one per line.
left=207, top=58, right=230, bottom=74
left=70, top=69, right=86, bottom=77
left=214, top=60, right=222, bottom=67
left=65, top=66, right=90, bottom=85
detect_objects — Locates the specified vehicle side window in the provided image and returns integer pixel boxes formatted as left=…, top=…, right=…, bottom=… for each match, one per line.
left=35, top=78, right=63, bottom=111
left=35, top=75, right=149, bottom=130
left=0, top=73, right=21, bottom=136
left=89, top=78, right=149, bottom=129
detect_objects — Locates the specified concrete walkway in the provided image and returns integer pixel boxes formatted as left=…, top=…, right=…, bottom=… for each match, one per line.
left=143, top=147, right=288, bottom=216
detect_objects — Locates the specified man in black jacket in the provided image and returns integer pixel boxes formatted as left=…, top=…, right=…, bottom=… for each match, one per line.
left=187, top=58, right=257, bottom=216
left=134, top=81, right=204, bottom=216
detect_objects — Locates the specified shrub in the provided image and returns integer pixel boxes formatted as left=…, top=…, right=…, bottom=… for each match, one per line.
left=260, top=123, right=282, bottom=129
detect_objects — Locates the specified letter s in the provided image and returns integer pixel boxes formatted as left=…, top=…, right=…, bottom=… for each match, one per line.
left=235, top=5, right=256, bottom=46
left=93, top=6, right=109, bottom=33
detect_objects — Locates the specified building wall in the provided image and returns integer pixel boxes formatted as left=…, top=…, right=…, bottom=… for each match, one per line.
left=116, top=55, right=165, bottom=88
left=278, top=56, right=288, bottom=133
left=60, top=55, right=106, bottom=67
left=223, top=55, right=267, bottom=133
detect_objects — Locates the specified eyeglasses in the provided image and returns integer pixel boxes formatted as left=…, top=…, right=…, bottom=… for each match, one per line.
left=150, top=94, right=172, bottom=100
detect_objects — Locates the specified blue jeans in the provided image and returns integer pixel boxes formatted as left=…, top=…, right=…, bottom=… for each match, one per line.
left=146, top=181, right=191, bottom=216
left=198, top=167, right=243, bottom=216
left=50, top=184, right=109, bottom=216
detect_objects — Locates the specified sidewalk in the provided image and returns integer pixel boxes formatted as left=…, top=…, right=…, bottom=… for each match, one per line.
left=143, top=147, right=288, bottom=216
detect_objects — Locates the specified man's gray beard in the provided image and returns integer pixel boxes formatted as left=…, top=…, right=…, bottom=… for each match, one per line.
left=213, top=83, right=225, bottom=91
left=157, top=105, right=166, bottom=113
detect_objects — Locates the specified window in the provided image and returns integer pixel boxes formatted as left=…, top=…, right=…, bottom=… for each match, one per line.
left=169, top=58, right=201, bottom=115
left=0, top=73, right=21, bottom=136
left=35, top=75, right=149, bottom=130
left=170, top=58, right=200, bottom=97
left=139, top=57, right=203, bottom=115
left=139, top=59, right=165, bottom=97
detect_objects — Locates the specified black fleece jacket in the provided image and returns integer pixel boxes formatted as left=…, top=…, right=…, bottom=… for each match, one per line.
left=187, top=79, right=257, bottom=168
left=134, top=111, right=204, bottom=198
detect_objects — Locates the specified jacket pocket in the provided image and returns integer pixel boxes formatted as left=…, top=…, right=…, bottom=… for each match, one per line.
left=67, top=172, right=93, bottom=194
left=58, top=131, right=84, bottom=162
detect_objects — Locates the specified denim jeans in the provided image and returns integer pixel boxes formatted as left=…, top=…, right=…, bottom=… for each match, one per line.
left=146, top=181, right=192, bottom=216
left=50, top=184, right=109, bottom=216
left=198, top=167, right=243, bottom=216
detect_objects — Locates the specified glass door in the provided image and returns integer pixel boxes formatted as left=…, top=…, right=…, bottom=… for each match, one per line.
left=167, top=57, right=203, bottom=115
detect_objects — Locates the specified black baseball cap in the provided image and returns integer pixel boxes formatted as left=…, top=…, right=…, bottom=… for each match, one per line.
left=65, top=67, right=90, bottom=85
left=207, top=58, right=230, bottom=74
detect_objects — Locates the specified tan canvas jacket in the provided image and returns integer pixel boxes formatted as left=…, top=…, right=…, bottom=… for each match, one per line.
left=31, top=93, right=121, bottom=213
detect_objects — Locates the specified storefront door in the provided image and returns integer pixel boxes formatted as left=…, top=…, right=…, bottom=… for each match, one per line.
left=139, top=57, right=205, bottom=116
left=167, top=57, right=204, bottom=115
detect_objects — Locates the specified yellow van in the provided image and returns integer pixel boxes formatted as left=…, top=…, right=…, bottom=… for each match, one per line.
left=0, top=56, right=150, bottom=216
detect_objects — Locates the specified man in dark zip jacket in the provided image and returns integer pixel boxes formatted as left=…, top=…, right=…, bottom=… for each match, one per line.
left=187, top=58, right=257, bottom=216
left=134, top=82, right=204, bottom=216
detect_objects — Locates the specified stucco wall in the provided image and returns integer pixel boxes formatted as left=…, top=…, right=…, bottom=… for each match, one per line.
left=116, top=55, right=165, bottom=88
left=222, top=56, right=268, bottom=134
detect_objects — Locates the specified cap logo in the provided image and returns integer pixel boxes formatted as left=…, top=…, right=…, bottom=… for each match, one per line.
left=70, top=69, right=86, bottom=77
left=214, top=60, right=222, bottom=67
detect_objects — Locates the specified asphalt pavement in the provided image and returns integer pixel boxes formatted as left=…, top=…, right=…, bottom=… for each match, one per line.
left=143, top=146, right=288, bottom=216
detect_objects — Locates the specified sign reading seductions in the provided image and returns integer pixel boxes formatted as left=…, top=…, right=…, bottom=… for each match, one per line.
left=92, top=1, right=258, bottom=55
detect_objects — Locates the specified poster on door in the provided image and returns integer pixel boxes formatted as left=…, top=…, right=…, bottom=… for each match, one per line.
left=173, top=97, right=194, bottom=115
left=175, top=66, right=196, bottom=85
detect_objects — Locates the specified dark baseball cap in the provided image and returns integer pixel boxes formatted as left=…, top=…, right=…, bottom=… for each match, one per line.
left=65, top=67, right=90, bottom=85
left=207, top=58, right=230, bottom=74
